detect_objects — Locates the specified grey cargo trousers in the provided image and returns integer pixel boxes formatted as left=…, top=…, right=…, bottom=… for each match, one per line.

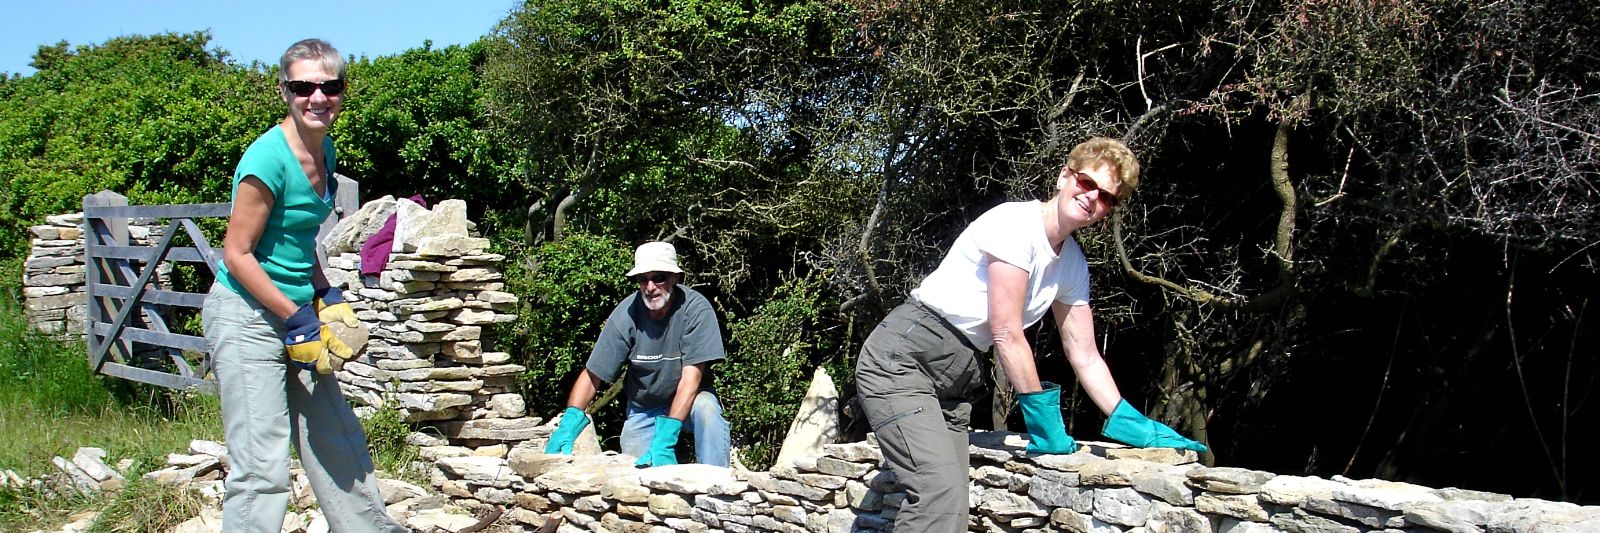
left=855, top=299, right=986, bottom=533
left=202, top=283, right=407, bottom=533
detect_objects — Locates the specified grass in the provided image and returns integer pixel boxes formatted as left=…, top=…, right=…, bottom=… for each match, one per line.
left=0, top=256, right=428, bottom=530
left=88, top=479, right=214, bottom=533
left=0, top=258, right=223, bottom=532
left=363, top=393, right=431, bottom=485
left=0, top=279, right=224, bottom=477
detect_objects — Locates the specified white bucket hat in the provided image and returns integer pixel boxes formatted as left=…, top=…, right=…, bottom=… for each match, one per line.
left=626, top=241, right=684, bottom=277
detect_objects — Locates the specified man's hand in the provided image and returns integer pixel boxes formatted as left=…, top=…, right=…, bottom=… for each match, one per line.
left=544, top=406, right=590, bottom=454
left=635, top=416, right=682, bottom=468
left=1017, top=382, right=1080, bottom=454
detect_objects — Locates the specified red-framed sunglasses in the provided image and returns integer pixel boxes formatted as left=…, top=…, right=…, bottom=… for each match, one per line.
left=1066, top=167, right=1119, bottom=207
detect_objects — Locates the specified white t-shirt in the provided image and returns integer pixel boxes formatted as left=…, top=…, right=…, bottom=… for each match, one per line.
left=909, top=200, right=1091, bottom=350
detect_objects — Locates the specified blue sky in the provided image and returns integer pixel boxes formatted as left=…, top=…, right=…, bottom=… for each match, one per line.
left=2, top=0, right=519, bottom=76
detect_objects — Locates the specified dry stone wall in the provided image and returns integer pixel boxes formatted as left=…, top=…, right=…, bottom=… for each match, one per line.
left=321, top=196, right=539, bottom=446
left=22, top=214, right=89, bottom=336
left=16, top=207, right=1600, bottom=532
left=422, top=432, right=1600, bottom=533
left=22, top=213, right=169, bottom=338
left=18, top=197, right=532, bottom=447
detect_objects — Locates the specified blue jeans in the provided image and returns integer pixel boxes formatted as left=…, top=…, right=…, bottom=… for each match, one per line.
left=620, top=391, right=731, bottom=467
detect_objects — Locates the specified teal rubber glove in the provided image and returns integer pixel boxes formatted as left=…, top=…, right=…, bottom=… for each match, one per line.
left=1017, top=382, right=1080, bottom=454
left=543, top=406, right=589, bottom=454
left=1102, top=399, right=1209, bottom=453
left=635, top=416, right=683, bottom=468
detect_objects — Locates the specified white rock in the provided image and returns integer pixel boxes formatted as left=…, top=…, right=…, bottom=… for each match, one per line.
left=637, top=464, right=748, bottom=495
left=171, top=507, right=223, bottom=533
left=72, top=447, right=122, bottom=482
left=189, top=440, right=228, bottom=458
left=51, top=456, right=100, bottom=494
left=435, top=456, right=521, bottom=486
left=378, top=478, right=429, bottom=505
left=405, top=508, right=482, bottom=532
left=325, top=195, right=397, bottom=254
left=387, top=198, right=429, bottom=253
left=773, top=367, right=841, bottom=470
left=488, top=394, right=526, bottom=418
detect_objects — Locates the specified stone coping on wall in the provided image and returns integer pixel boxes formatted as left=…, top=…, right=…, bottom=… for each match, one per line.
left=421, top=430, right=1599, bottom=533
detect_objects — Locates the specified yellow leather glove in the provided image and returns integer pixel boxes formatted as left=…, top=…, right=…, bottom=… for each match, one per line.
left=316, top=324, right=355, bottom=374
left=313, top=287, right=359, bottom=327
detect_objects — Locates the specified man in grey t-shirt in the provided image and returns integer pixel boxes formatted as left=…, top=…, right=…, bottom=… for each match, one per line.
left=542, top=241, right=731, bottom=467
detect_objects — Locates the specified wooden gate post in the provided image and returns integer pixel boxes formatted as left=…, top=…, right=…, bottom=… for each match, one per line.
left=83, top=191, right=132, bottom=368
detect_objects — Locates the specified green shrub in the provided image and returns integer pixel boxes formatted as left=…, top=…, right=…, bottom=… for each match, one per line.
left=720, top=275, right=836, bottom=470
left=360, top=397, right=425, bottom=484
left=504, top=232, right=634, bottom=431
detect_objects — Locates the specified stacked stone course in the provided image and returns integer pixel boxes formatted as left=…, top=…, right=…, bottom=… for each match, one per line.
left=22, top=214, right=89, bottom=336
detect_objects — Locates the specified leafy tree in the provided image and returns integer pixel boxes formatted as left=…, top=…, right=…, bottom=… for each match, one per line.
left=335, top=40, right=519, bottom=210
left=482, top=0, right=849, bottom=247
left=719, top=275, right=838, bottom=468
left=0, top=32, right=278, bottom=257
left=2, top=0, right=1594, bottom=502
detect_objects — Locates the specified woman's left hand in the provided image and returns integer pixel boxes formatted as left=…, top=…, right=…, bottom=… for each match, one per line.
left=1102, top=399, right=1209, bottom=453
left=314, top=287, right=359, bottom=326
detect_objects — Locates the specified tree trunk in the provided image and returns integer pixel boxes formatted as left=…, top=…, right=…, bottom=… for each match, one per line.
left=552, top=181, right=598, bottom=241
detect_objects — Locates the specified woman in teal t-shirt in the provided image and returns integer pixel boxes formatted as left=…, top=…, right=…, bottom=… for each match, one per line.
left=200, top=39, right=404, bottom=533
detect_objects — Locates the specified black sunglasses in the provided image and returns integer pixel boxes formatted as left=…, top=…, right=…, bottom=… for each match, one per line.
left=632, top=272, right=673, bottom=285
left=282, top=79, right=345, bottom=97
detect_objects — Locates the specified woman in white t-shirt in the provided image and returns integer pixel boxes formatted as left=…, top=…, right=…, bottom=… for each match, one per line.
left=854, top=137, right=1205, bottom=533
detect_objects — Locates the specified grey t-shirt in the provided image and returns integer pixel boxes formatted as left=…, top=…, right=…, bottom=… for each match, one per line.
left=585, top=285, right=726, bottom=412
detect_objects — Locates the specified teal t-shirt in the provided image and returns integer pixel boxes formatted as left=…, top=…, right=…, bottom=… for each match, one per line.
left=217, top=125, right=335, bottom=306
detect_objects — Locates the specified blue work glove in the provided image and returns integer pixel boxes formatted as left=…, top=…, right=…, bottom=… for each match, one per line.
left=1102, top=399, right=1209, bottom=453
left=635, top=416, right=682, bottom=468
left=1017, top=382, right=1080, bottom=454
left=544, top=406, right=590, bottom=454
left=314, top=287, right=359, bottom=327
left=283, top=304, right=327, bottom=371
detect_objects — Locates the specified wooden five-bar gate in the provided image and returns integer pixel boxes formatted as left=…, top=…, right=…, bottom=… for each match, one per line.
left=82, top=178, right=356, bottom=393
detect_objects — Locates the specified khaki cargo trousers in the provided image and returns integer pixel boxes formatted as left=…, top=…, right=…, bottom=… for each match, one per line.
left=855, top=299, right=987, bottom=533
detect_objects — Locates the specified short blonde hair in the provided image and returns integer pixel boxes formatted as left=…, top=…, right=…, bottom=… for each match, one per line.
left=1066, top=137, right=1141, bottom=203
left=278, top=38, right=345, bottom=82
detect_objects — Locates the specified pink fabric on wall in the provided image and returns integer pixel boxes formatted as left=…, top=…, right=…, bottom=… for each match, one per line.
left=359, top=195, right=425, bottom=276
